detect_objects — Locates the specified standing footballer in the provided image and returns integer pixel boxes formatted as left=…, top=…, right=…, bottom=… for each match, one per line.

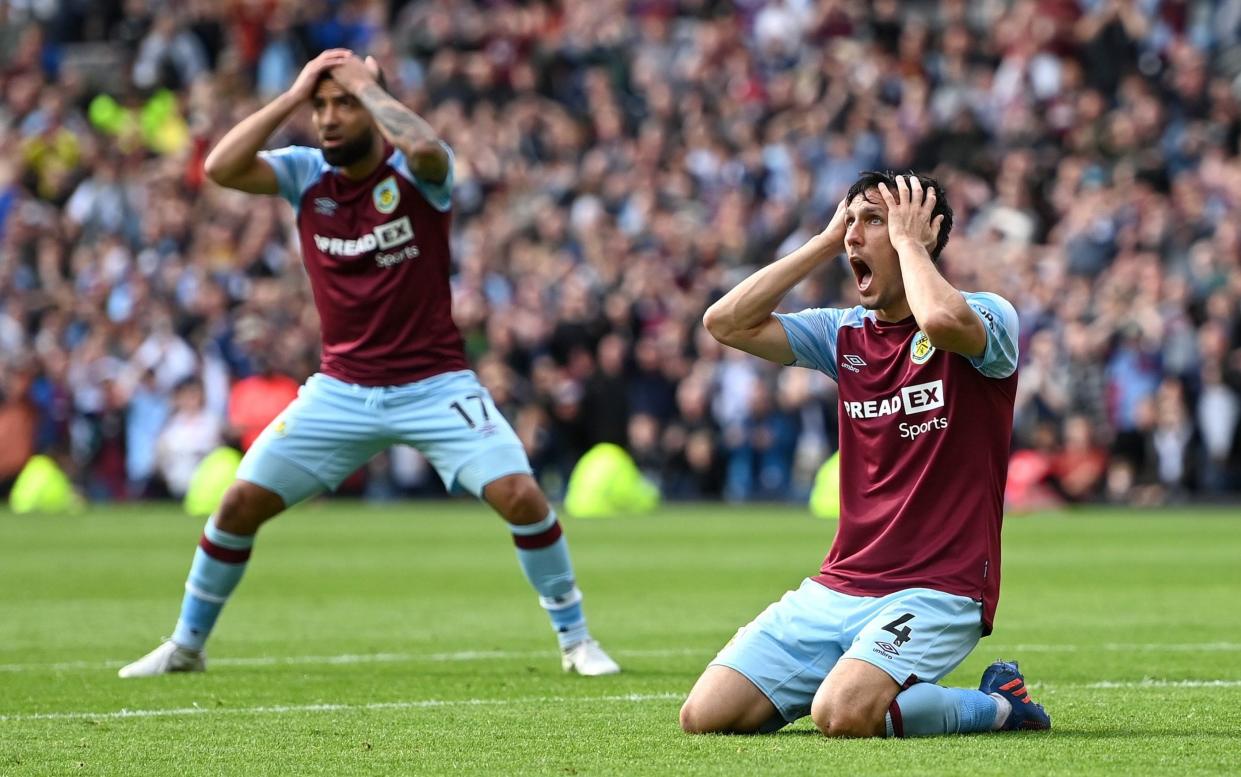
left=120, top=50, right=619, bottom=678
left=682, top=172, right=1049, bottom=736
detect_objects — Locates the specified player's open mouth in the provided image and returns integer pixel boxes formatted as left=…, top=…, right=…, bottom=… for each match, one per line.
left=322, top=136, right=343, bottom=147
left=850, top=257, right=873, bottom=293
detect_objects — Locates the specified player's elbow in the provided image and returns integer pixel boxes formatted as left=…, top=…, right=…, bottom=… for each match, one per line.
left=202, top=152, right=236, bottom=187
left=407, top=140, right=450, bottom=184
left=702, top=304, right=737, bottom=345
left=202, top=149, right=226, bottom=183
left=919, top=310, right=973, bottom=350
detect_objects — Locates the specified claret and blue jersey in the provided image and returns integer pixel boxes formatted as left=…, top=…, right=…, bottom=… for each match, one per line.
left=258, top=142, right=467, bottom=386
left=123, top=143, right=620, bottom=685
left=775, top=293, right=1020, bottom=633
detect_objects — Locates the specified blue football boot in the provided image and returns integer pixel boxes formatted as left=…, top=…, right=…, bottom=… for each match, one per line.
left=979, top=660, right=1052, bottom=731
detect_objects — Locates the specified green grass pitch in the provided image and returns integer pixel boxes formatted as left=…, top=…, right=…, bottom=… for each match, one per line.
left=2, top=503, right=1240, bottom=775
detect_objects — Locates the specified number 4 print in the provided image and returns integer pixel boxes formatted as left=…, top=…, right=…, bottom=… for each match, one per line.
left=882, top=613, right=915, bottom=648
left=450, top=394, right=491, bottom=429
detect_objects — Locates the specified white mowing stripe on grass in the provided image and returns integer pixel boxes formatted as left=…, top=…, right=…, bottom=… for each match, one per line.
left=997, top=642, right=1241, bottom=653
left=1075, top=679, right=1241, bottom=689
left=5, top=643, right=1241, bottom=674
left=0, top=647, right=708, bottom=674
left=6, top=682, right=1241, bottom=723
left=0, top=692, right=683, bottom=723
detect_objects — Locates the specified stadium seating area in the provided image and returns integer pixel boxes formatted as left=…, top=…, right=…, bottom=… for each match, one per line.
left=1, top=0, right=1239, bottom=505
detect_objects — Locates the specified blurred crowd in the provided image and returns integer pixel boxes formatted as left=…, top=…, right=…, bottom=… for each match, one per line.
left=2, top=0, right=1240, bottom=507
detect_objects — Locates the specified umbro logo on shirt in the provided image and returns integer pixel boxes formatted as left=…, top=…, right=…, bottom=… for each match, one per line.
left=314, top=197, right=338, bottom=216
left=841, top=354, right=867, bottom=373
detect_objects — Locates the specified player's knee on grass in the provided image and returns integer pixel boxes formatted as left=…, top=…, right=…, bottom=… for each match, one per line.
left=811, top=663, right=898, bottom=738
left=811, top=701, right=887, bottom=738
left=680, top=667, right=783, bottom=734
left=679, top=697, right=754, bottom=735
left=679, top=697, right=730, bottom=734
left=483, top=474, right=549, bottom=525
left=679, top=698, right=787, bottom=735
left=214, top=481, right=286, bottom=535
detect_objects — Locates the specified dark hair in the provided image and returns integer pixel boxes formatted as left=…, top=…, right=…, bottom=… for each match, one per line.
left=845, top=170, right=954, bottom=260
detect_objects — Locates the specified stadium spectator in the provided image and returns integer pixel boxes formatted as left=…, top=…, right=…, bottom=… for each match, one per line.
left=227, top=355, right=299, bottom=452
left=155, top=379, right=221, bottom=497
left=580, top=332, right=631, bottom=449
left=124, top=367, right=171, bottom=498
left=0, top=359, right=37, bottom=494
left=0, top=0, right=1239, bottom=507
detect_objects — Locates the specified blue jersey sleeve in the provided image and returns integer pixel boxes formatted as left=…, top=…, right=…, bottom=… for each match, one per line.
left=257, top=146, right=326, bottom=208
left=964, top=292, right=1020, bottom=379
left=773, top=307, right=850, bottom=380
left=391, top=142, right=455, bottom=212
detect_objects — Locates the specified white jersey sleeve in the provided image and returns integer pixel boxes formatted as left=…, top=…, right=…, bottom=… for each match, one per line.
left=963, top=291, right=1020, bottom=379
left=390, top=141, right=455, bottom=213
left=258, top=146, right=327, bottom=208
left=773, top=307, right=857, bottom=381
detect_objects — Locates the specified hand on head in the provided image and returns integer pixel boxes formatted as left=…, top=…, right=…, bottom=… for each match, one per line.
left=325, top=54, right=378, bottom=94
left=288, top=51, right=383, bottom=102
left=877, top=175, right=944, bottom=255
left=819, top=196, right=849, bottom=249
left=289, top=49, right=353, bottom=101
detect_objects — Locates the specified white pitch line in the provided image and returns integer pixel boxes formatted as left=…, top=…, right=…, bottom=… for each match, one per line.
left=0, top=647, right=708, bottom=674
left=0, top=692, right=683, bottom=723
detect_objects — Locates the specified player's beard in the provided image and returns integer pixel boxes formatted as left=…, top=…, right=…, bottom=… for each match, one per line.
left=321, top=131, right=375, bottom=167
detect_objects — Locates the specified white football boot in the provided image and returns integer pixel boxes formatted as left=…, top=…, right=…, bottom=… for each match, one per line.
left=561, top=639, right=621, bottom=676
left=118, top=640, right=206, bottom=678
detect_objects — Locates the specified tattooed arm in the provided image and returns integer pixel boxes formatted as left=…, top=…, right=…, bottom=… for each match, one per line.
left=330, top=56, right=450, bottom=184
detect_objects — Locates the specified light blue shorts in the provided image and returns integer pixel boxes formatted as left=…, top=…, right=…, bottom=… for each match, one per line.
left=710, top=578, right=983, bottom=723
left=236, top=370, right=533, bottom=506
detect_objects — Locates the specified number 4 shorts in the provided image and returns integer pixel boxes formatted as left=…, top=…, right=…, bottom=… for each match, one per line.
left=710, top=578, right=984, bottom=723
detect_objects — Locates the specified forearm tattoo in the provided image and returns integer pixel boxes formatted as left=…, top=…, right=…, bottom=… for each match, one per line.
left=356, top=83, right=437, bottom=149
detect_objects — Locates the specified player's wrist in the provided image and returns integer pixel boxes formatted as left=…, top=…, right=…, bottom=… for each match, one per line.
left=807, top=232, right=843, bottom=260
left=274, top=89, right=306, bottom=112
left=334, top=76, right=366, bottom=94
left=891, top=235, right=927, bottom=255
left=334, top=69, right=375, bottom=95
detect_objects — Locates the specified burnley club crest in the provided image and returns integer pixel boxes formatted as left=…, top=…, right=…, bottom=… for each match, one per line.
left=373, top=176, right=400, bottom=214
